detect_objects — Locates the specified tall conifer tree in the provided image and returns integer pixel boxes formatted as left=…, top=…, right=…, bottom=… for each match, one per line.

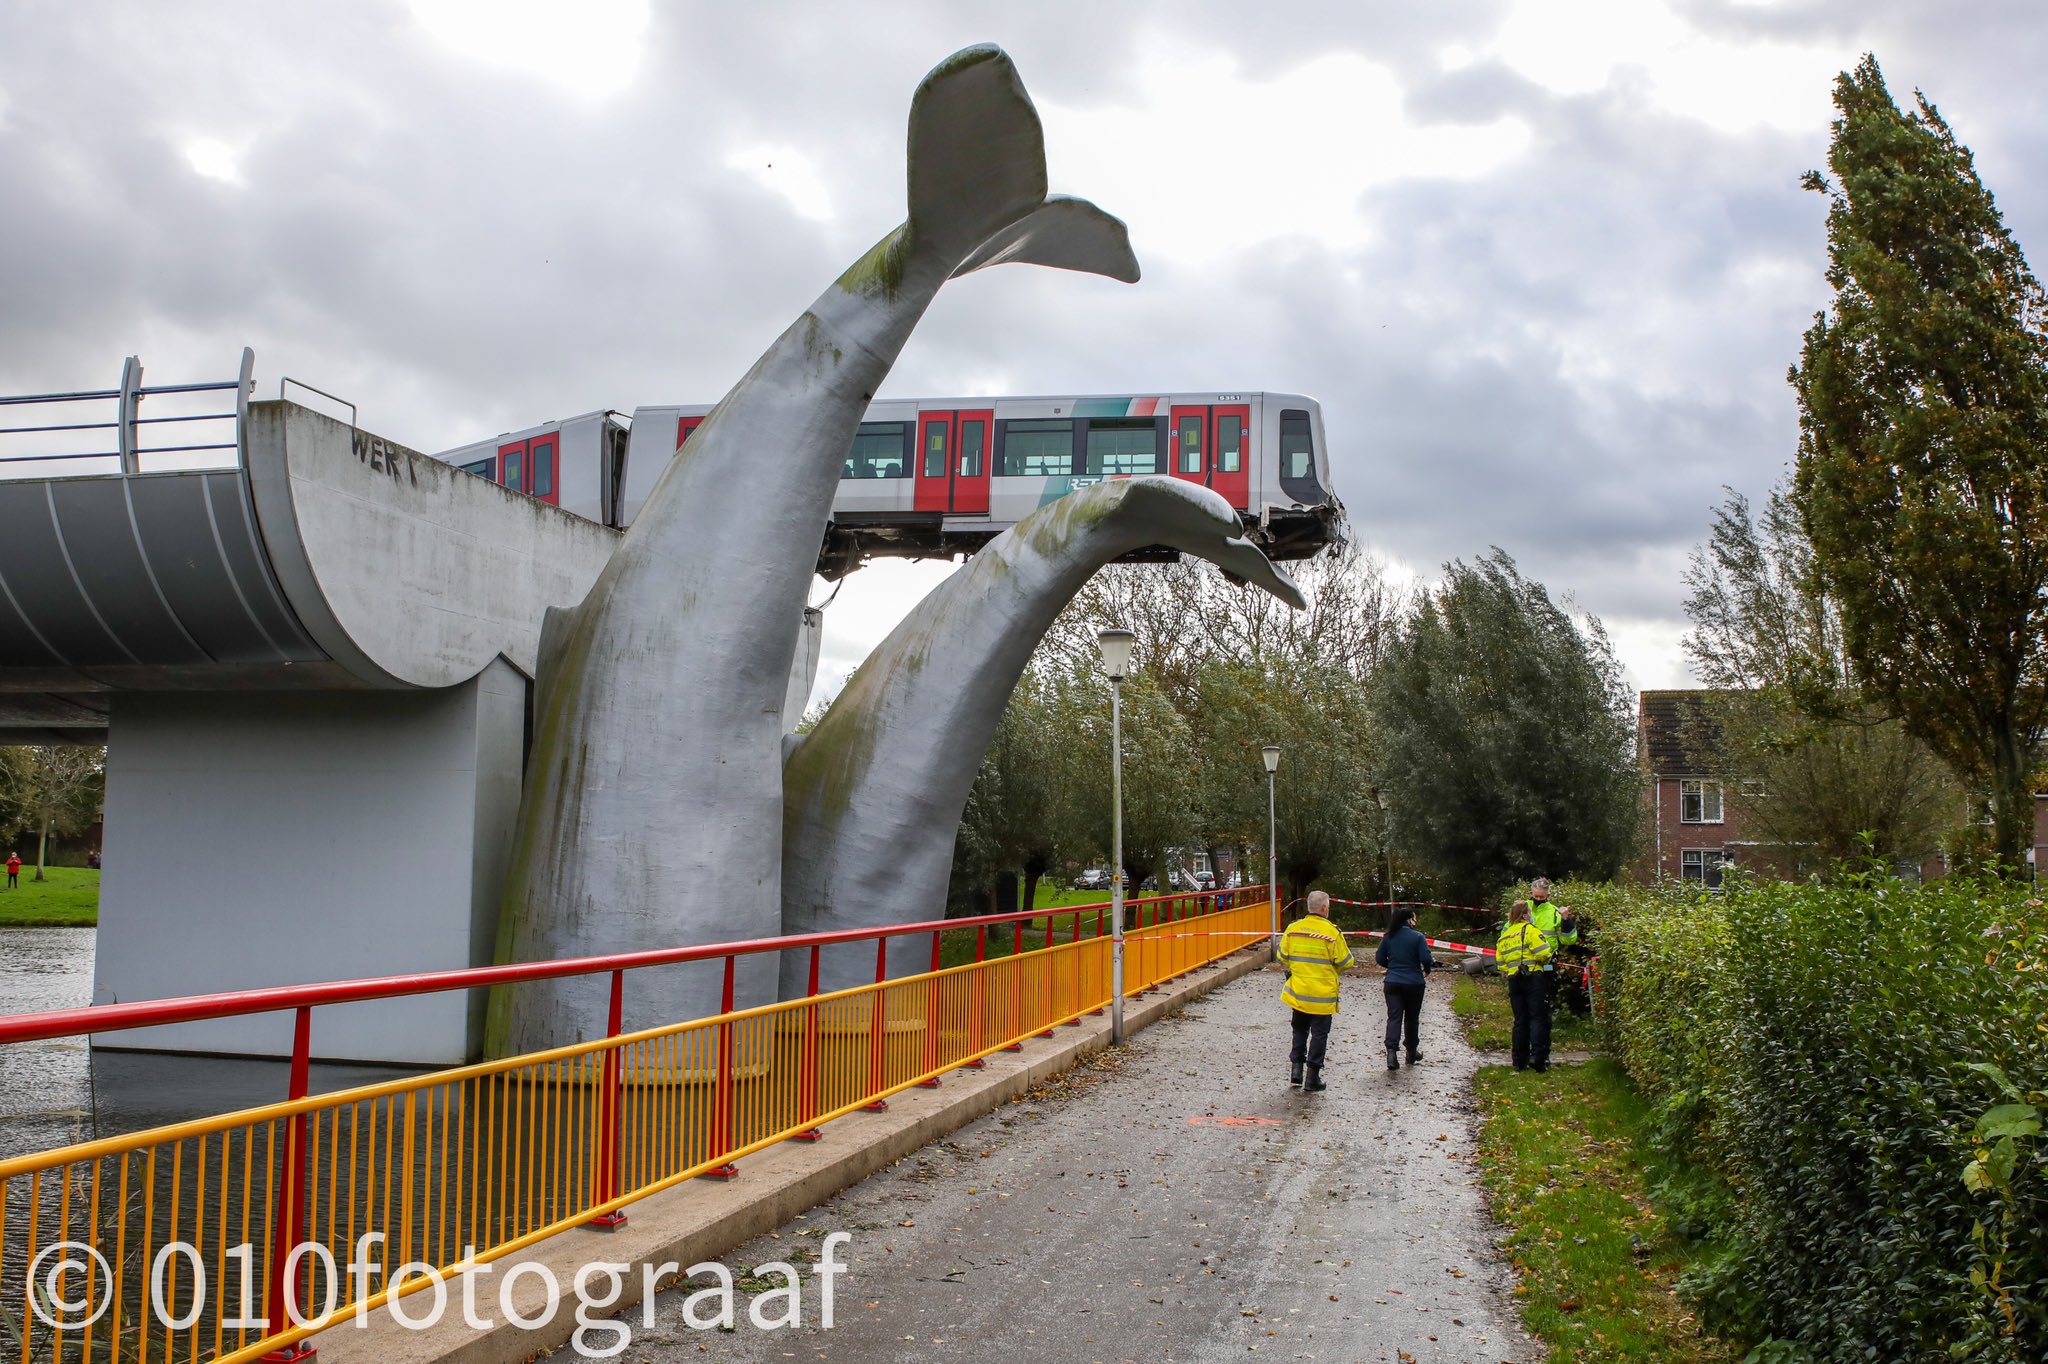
left=1791, top=55, right=2048, bottom=870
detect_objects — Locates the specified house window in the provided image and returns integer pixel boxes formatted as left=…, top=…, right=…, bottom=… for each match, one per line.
left=1738, top=778, right=1768, bottom=799
left=1681, top=848, right=1730, bottom=889
left=1680, top=779, right=1723, bottom=823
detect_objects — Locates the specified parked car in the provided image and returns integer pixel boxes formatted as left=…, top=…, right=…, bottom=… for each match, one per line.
left=1072, top=868, right=1110, bottom=891
left=1193, top=870, right=1216, bottom=890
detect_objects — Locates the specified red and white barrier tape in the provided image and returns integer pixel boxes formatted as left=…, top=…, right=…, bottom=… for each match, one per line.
left=1328, top=897, right=1497, bottom=917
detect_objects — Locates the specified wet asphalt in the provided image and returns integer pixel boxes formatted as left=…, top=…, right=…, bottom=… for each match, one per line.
left=622, top=965, right=1532, bottom=1364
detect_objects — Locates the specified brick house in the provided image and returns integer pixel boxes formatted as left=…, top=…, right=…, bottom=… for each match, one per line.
left=1637, top=688, right=2048, bottom=884
left=1637, top=690, right=1761, bottom=886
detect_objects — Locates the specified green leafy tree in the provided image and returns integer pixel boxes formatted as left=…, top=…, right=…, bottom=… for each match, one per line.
left=1790, top=55, right=2048, bottom=871
left=1371, top=550, right=1639, bottom=903
left=0, top=746, right=104, bottom=880
left=1682, top=487, right=1960, bottom=869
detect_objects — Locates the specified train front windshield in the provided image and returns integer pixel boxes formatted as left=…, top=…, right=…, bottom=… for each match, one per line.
left=1277, top=409, right=1327, bottom=504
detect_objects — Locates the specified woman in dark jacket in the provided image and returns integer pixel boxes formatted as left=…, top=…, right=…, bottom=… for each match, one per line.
left=1374, top=907, right=1437, bottom=1070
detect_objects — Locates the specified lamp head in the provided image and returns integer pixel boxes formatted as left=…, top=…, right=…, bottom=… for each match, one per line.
left=1261, top=744, right=1281, bottom=774
left=1097, top=628, right=1136, bottom=679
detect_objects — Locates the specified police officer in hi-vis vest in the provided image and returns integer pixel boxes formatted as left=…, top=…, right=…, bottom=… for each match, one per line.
left=1527, top=877, right=1577, bottom=1012
left=1496, top=899, right=1556, bottom=1071
left=1280, top=890, right=1356, bottom=1092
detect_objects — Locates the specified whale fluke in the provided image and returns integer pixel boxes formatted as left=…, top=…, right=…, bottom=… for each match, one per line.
left=952, top=196, right=1141, bottom=282
left=488, top=45, right=1144, bottom=1056
left=780, top=478, right=1302, bottom=996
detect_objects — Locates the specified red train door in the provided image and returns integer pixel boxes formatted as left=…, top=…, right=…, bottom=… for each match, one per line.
left=953, top=408, right=991, bottom=513
left=1211, top=402, right=1252, bottom=510
left=915, top=412, right=952, bottom=512
left=497, top=439, right=526, bottom=492
left=1169, top=405, right=1208, bottom=491
left=528, top=432, right=559, bottom=506
left=915, top=410, right=994, bottom=514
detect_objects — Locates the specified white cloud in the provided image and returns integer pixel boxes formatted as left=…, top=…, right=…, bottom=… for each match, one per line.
left=182, top=137, right=241, bottom=183
left=1040, top=47, right=1531, bottom=265
left=1488, top=0, right=1840, bottom=133
left=725, top=145, right=835, bottom=223
left=404, top=0, right=650, bottom=99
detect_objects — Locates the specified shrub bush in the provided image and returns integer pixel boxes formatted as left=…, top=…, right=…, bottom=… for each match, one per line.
left=1589, top=871, right=2047, bottom=1362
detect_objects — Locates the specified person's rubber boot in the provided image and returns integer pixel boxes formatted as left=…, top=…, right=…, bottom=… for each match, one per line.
left=1386, top=1046, right=1400, bottom=1071
left=1289, top=1061, right=1303, bottom=1087
left=1302, top=1066, right=1326, bottom=1092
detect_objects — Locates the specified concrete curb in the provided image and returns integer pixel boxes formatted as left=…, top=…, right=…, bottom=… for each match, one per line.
left=311, top=945, right=1271, bottom=1364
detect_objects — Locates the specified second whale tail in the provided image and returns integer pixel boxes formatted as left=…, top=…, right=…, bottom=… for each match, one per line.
left=858, top=44, right=1140, bottom=296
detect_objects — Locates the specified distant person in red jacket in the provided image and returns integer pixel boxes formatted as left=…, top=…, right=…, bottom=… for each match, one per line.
left=4, top=853, right=19, bottom=889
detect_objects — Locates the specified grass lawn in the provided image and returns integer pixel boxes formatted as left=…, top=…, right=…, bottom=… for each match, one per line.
left=1474, top=1057, right=1742, bottom=1363
left=0, top=865, right=99, bottom=926
left=1451, top=970, right=1597, bottom=1052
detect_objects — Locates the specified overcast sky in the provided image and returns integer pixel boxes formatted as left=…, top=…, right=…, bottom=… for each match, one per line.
left=4, top=1, right=2045, bottom=699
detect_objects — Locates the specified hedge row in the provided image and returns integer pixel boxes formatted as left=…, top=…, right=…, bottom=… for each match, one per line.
left=1574, top=872, right=2047, bottom=1363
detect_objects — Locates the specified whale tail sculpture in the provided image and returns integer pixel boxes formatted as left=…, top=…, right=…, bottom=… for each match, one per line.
left=488, top=46, right=1144, bottom=1056
left=781, top=477, right=1306, bottom=995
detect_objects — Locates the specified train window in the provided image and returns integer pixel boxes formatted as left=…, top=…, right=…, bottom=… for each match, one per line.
left=1217, top=415, right=1243, bottom=473
left=458, top=458, right=495, bottom=480
left=923, top=425, right=948, bottom=478
left=1000, top=419, right=1074, bottom=476
left=843, top=422, right=909, bottom=478
left=960, top=420, right=985, bottom=477
left=1085, top=418, right=1157, bottom=476
left=531, top=439, right=555, bottom=497
left=1278, top=409, right=1325, bottom=500
left=1178, top=416, right=1203, bottom=474
left=502, top=448, right=524, bottom=492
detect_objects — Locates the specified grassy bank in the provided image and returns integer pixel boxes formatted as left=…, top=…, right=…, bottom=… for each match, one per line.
left=1474, top=1057, right=1741, bottom=1362
left=0, top=865, right=99, bottom=927
left=1450, top=971, right=1596, bottom=1053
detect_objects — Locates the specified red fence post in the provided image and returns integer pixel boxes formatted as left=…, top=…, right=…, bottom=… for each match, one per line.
left=1003, top=922, right=1024, bottom=1051
left=794, top=946, right=824, bottom=1141
left=965, top=925, right=987, bottom=1068
left=1061, top=911, right=1083, bottom=1025
left=863, top=938, right=890, bottom=1111
left=1038, top=913, right=1056, bottom=1036
left=703, top=958, right=740, bottom=1179
left=589, top=970, right=635, bottom=1217
left=258, top=1007, right=315, bottom=1361
left=917, top=930, right=943, bottom=1086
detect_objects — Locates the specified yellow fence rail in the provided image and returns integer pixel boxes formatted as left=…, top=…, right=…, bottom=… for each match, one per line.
left=0, top=895, right=1271, bottom=1362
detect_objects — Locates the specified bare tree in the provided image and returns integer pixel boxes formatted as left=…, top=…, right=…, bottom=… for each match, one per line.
left=0, top=746, right=104, bottom=881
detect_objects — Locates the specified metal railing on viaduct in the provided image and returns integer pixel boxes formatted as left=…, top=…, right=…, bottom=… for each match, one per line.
left=0, top=886, right=1270, bottom=1362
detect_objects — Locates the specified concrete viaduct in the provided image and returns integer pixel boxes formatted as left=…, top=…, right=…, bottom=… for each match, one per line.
left=0, top=355, right=819, bottom=1065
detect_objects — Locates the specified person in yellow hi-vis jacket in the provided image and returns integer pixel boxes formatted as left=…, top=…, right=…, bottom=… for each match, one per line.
left=1496, top=900, right=1557, bottom=1072
left=1281, top=890, right=1356, bottom=1092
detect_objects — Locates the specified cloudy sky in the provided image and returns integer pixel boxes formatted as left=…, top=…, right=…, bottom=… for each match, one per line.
left=4, top=1, right=2045, bottom=698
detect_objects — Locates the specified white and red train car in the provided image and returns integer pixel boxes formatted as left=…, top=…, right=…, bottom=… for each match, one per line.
left=439, top=391, right=1344, bottom=577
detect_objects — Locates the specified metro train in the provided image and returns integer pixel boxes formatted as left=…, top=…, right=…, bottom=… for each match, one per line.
left=437, top=391, right=1345, bottom=577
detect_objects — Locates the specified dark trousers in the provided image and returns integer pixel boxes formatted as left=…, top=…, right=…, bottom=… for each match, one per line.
left=1288, top=1009, right=1332, bottom=1069
left=1507, top=970, right=1553, bottom=1069
left=1383, top=982, right=1424, bottom=1054
left=4, top=872, right=14, bottom=888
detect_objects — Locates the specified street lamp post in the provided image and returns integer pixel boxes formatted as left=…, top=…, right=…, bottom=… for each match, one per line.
left=1262, top=745, right=1281, bottom=956
left=1376, top=787, right=1393, bottom=901
left=1099, top=629, right=1136, bottom=1044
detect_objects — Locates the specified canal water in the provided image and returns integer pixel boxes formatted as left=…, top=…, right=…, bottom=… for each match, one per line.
left=0, top=928, right=411, bottom=1164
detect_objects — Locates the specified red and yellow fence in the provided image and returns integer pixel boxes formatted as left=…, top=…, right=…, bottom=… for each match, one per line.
left=0, top=888, right=1271, bottom=1362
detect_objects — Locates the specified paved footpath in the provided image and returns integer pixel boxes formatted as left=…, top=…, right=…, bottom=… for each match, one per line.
left=630, top=964, right=1533, bottom=1363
